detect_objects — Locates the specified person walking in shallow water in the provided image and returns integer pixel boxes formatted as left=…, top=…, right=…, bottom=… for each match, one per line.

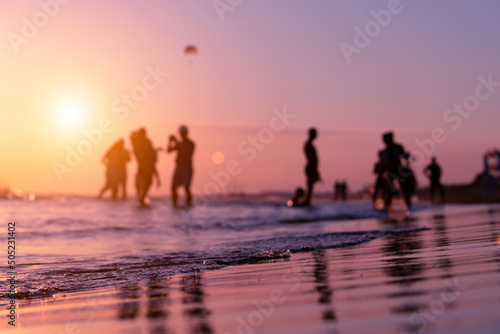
left=380, top=131, right=410, bottom=209
left=424, top=157, right=445, bottom=203
left=97, top=139, right=130, bottom=200
left=167, top=125, right=195, bottom=208
left=372, top=151, right=385, bottom=205
left=304, top=128, right=320, bottom=206
left=130, top=128, right=158, bottom=207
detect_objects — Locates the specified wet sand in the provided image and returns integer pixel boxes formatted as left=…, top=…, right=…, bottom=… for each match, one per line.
left=3, top=204, right=500, bottom=334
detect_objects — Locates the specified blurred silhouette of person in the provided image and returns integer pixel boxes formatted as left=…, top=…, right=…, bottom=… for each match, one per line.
left=97, top=139, right=130, bottom=200
left=333, top=181, right=341, bottom=201
left=340, top=180, right=348, bottom=201
left=424, top=157, right=445, bottom=203
left=304, top=127, right=320, bottom=206
left=130, top=128, right=159, bottom=207
left=400, top=154, right=417, bottom=209
left=372, top=151, right=385, bottom=205
left=290, top=187, right=305, bottom=207
left=334, top=180, right=347, bottom=201
left=380, top=131, right=408, bottom=209
left=130, top=131, right=141, bottom=195
left=167, top=125, right=195, bottom=208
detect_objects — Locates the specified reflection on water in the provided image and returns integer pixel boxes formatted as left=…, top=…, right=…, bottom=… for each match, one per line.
left=381, top=225, right=427, bottom=332
left=146, top=278, right=171, bottom=334
left=487, top=210, right=500, bottom=295
left=432, top=214, right=453, bottom=279
left=383, top=232, right=425, bottom=287
left=181, top=272, right=213, bottom=334
left=117, top=278, right=172, bottom=334
left=117, top=283, right=140, bottom=320
left=146, top=279, right=169, bottom=319
left=312, top=250, right=337, bottom=323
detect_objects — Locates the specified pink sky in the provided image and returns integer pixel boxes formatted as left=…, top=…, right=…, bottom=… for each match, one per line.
left=1, top=1, right=499, bottom=196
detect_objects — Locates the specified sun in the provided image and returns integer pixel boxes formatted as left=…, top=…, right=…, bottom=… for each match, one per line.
left=60, top=105, right=81, bottom=126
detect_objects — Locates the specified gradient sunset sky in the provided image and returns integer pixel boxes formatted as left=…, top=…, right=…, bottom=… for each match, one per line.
left=1, top=0, right=499, bottom=196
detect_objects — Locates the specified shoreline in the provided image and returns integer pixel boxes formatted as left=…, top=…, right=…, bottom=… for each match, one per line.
left=3, top=203, right=500, bottom=333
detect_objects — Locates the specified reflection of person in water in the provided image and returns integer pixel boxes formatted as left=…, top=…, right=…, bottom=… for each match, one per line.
left=424, top=157, right=445, bottom=203
left=181, top=273, right=213, bottom=333
left=130, top=128, right=160, bottom=207
left=304, top=128, right=320, bottom=206
left=167, top=125, right=195, bottom=208
left=97, top=139, right=130, bottom=200
left=312, top=250, right=337, bottom=322
left=381, top=228, right=426, bottom=331
left=117, top=283, right=140, bottom=320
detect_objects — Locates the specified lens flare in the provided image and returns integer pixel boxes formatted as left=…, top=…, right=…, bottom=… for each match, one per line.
left=212, top=151, right=225, bottom=165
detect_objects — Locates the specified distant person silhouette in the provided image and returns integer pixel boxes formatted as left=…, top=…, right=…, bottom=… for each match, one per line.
left=334, top=180, right=347, bottom=201
left=333, top=181, right=340, bottom=201
left=424, top=157, right=445, bottom=203
left=290, top=187, right=305, bottom=207
left=372, top=151, right=385, bottom=205
left=380, top=132, right=409, bottom=209
left=167, top=125, right=195, bottom=208
left=130, top=128, right=159, bottom=207
left=340, top=180, right=348, bottom=201
left=97, top=139, right=130, bottom=200
left=304, top=128, right=320, bottom=206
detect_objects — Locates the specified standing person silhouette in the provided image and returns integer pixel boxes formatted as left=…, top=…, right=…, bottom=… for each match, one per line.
left=97, top=139, right=130, bottom=200
left=130, top=128, right=158, bottom=207
left=304, top=128, right=320, bottom=206
left=400, top=154, right=417, bottom=209
left=372, top=151, right=385, bottom=205
left=424, top=157, right=445, bottom=203
left=167, top=125, right=195, bottom=208
left=380, top=132, right=407, bottom=209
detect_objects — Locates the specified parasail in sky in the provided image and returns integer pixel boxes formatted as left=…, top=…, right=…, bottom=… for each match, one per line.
left=184, top=45, right=198, bottom=55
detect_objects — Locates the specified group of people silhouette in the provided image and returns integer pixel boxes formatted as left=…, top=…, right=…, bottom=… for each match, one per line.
left=290, top=129, right=444, bottom=210
left=98, top=125, right=444, bottom=211
left=371, top=132, right=445, bottom=209
left=98, top=126, right=195, bottom=208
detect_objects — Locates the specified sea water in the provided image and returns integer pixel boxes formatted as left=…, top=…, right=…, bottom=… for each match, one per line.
left=0, top=197, right=433, bottom=300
